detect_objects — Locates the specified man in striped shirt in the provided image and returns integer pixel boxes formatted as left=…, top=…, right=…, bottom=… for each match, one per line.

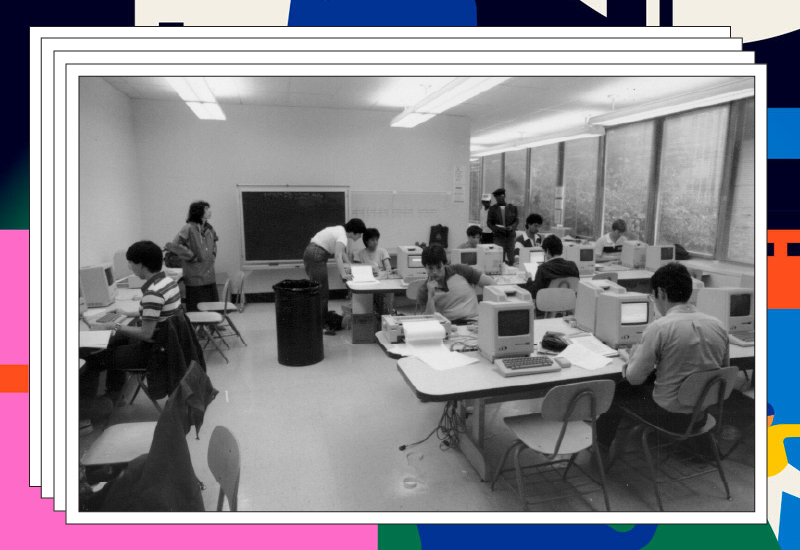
left=80, top=241, right=181, bottom=433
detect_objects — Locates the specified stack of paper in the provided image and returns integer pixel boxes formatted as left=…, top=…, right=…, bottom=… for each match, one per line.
left=569, top=333, right=619, bottom=357
left=557, top=344, right=612, bottom=371
left=350, top=265, right=379, bottom=284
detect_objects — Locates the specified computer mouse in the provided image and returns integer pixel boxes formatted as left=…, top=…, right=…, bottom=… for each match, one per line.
left=554, top=356, right=571, bottom=368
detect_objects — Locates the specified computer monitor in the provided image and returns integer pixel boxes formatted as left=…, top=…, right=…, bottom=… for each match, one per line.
left=688, top=278, right=705, bottom=305
left=696, top=287, right=754, bottom=333
left=563, top=243, right=595, bottom=276
left=478, top=286, right=535, bottom=361
left=397, top=246, right=426, bottom=278
left=620, top=240, right=648, bottom=269
left=516, top=246, right=545, bottom=266
left=79, top=262, right=118, bottom=307
left=477, top=244, right=504, bottom=275
left=594, top=291, right=654, bottom=348
left=450, top=248, right=478, bottom=266
left=575, top=279, right=626, bottom=333
left=645, top=244, right=676, bottom=271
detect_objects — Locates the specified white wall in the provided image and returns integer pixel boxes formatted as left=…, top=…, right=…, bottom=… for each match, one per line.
left=79, top=78, right=144, bottom=267
left=130, top=101, right=471, bottom=293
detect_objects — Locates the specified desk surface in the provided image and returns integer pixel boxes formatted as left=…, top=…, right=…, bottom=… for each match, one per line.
left=397, top=318, right=624, bottom=402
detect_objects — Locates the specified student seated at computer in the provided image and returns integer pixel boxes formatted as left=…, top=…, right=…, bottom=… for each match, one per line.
left=515, top=213, right=543, bottom=253
left=80, top=241, right=183, bottom=433
left=518, top=234, right=579, bottom=299
left=594, top=218, right=628, bottom=261
left=354, top=227, right=394, bottom=313
left=416, top=244, right=494, bottom=323
left=595, top=262, right=730, bottom=450
left=457, top=225, right=483, bottom=249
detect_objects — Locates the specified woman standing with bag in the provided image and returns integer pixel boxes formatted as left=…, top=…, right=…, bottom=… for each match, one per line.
left=169, top=200, right=219, bottom=311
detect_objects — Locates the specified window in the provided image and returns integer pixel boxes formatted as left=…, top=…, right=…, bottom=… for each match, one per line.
left=503, top=149, right=528, bottom=219
left=528, top=144, right=559, bottom=229
left=469, top=158, right=483, bottom=223
left=725, top=98, right=755, bottom=264
left=482, top=154, right=502, bottom=195
left=602, top=121, right=654, bottom=241
left=563, top=137, right=600, bottom=238
left=656, top=105, right=729, bottom=257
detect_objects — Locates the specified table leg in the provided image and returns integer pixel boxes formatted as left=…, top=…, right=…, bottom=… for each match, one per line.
left=460, top=398, right=490, bottom=481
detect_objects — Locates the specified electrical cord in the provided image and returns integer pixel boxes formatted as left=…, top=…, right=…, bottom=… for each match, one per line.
left=399, top=400, right=466, bottom=452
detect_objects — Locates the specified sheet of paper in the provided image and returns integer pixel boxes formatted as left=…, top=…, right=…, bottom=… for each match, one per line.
left=350, top=265, right=379, bottom=283
left=557, top=344, right=612, bottom=371
left=569, top=333, right=619, bottom=357
left=523, top=262, right=538, bottom=279
left=79, top=330, right=112, bottom=349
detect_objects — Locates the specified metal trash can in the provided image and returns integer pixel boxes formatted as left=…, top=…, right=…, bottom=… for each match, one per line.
left=272, top=279, right=324, bottom=366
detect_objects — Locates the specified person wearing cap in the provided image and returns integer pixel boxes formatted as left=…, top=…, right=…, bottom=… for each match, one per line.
left=767, top=402, right=800, bottom=541
left=479, top=193, right=494, bottom=244
left=486, top=188, right=520, bottom=265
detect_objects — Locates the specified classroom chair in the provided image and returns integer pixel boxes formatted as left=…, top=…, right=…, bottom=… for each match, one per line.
left=186, top=310, right=229, bottom=364
left=491, top=379, right=615, bottom=511
left=207, top=425, right=241, bottom=511
left=197, top=277, right=247, bottom=346
left=613, top=366, right=738, bottom=511
left=548, top=276, right=580, bottom=293
left=234, top=270, right=248, bottom=312
left=535, top=288, right=577, bottom=318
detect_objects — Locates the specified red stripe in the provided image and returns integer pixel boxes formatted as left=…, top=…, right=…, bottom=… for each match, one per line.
left=0, top=365, right=28, bottom=392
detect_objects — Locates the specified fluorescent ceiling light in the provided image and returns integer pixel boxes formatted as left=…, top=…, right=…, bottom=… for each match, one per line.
left=185, top=77, right=216, bottom=103
left=472, top=126, right=605, bottom=157
left=186, top=102, right=226, bottom=121
left=391, top=77, right=510, bottom=128
left=589, top=78, right=754, bottom=127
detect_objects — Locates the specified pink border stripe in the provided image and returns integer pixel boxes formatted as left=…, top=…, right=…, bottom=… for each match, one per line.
left=1, top=230, right=29, bottom=365
left=1, top=394, right=377, bottom=546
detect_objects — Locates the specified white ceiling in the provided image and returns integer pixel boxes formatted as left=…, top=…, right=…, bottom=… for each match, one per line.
left=103, top=76, right=749, bottom=152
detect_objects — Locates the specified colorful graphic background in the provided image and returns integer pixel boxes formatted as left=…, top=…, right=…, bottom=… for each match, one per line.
left=10, top=1, right=800, bottom=548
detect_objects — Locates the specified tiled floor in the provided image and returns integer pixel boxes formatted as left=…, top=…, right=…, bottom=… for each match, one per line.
left=80, top=300, right=755, bottom=513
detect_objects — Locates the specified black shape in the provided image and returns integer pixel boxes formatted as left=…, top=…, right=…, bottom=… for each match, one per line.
left=159, top=22, right=185, bottom=26
left=788, top=243, right=800, bottom=257
left=660, top=0, right=672, bottom=26
left=768, top=243, right=774, bottom=256
left=769, top=160, right=800, bottom=229
left=744, top=28, right=800, bottom=107
left=769, top=212, right=800, bottom=230
left=476, top=0, right=644, bottom=26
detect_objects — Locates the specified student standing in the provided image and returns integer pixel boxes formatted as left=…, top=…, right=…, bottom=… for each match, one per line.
left=304, top=218, right=366, bottom=322
left=170, top=200, right=219, bottom=311
left=479, top=193, right=494, bottom=244
left=486, top=188, right=519, bottom=265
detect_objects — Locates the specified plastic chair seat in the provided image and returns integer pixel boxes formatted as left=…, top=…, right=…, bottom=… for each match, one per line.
left=621, top=408, right=717, bottom=440
left=186, top=311, right=224, bottom=324
left=198, top=301, right=238, bottom=312
left=504, top=414, right=593, bottom=456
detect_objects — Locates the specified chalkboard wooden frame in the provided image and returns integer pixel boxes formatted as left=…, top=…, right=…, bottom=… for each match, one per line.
left=237, top=185, right=350, bottom=267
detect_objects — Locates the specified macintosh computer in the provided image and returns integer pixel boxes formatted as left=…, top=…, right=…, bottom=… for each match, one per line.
left=79, top=263, right=118, bottom=307
left=620, top=240, right=648, bottom=269
left=563, top=243, right=596, bottom=276
left=516, top=246, right=545, bottom=266
left=450, top=248, right=478, bottom=266
left=575, top=279, right=626, bottom=333
left=477, top=243, right=504, bottom=275
left=594, top=291, right=654, bottom=348
left=645, top=244, right=676, bottom=271
left=478, top=286, right=536, bottom=362
left=696, top=287, right=755, bottom=346
left=397, top=246, right=426, bottom=279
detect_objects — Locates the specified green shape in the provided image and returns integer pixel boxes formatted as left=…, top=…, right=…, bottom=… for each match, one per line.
left=645, top=524, right=779, bottom=549
left=609, top=525, right=637, bottom=532
left=378, top=525, right=421, bottom=550
left=0, top=153, right=30, bottom=229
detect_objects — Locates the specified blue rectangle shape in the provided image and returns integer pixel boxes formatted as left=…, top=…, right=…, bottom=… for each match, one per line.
left=768, top=109, right=800, bottom=159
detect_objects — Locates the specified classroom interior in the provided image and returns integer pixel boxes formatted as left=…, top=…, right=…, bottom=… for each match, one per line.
left=78, top=75, right=756, bottom=512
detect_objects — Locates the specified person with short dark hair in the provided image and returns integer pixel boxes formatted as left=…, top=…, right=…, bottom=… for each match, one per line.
left=486, top=188, right=520, bottom=265
left=479, top=193, right=494, bottom=244
left=417, top=244, right=494, bottom=322
left=457, top=225, right=483, bottom=249
left=594, top=218, right=628, bottom=261
left=303, top=218, right=366, bottom=323
left=80, top=240, right=182, bottom=434
left=169, top=200, right=219, bottom=311
left=519, top=234, right=579, bottom=300
left=596, top=262, right=729, bottom=449
left=354, top=227, right=394, bottom=314
left=515, top=213, right=543, bottom=257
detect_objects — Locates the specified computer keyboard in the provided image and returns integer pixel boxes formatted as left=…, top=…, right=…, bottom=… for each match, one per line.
left=495, top=355, right=561, bottom=377
left=95, top=312, right=127, bottom=324
left=729, top=331, right=755, bottom=347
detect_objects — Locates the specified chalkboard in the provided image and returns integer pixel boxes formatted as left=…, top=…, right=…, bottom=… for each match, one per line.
left=238, top=186, right=349, bottom=266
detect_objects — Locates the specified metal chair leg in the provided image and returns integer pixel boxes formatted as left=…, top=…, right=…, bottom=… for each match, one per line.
left=709, top=433, right=732, bottom=500
left=491, top=440, right=521, bottom=491
left=640, top=427, right=664, bottom=511
left=592, top=442, right=611, bottom=511
left=225, top=315, right=247, bottom=346
left=512, top=444, right=527, bottom=508
left=562, top=453, right=577, bottom=480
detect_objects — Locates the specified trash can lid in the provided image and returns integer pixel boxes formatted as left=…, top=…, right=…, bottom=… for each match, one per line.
left=273, top=279, right=321, bottom=292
